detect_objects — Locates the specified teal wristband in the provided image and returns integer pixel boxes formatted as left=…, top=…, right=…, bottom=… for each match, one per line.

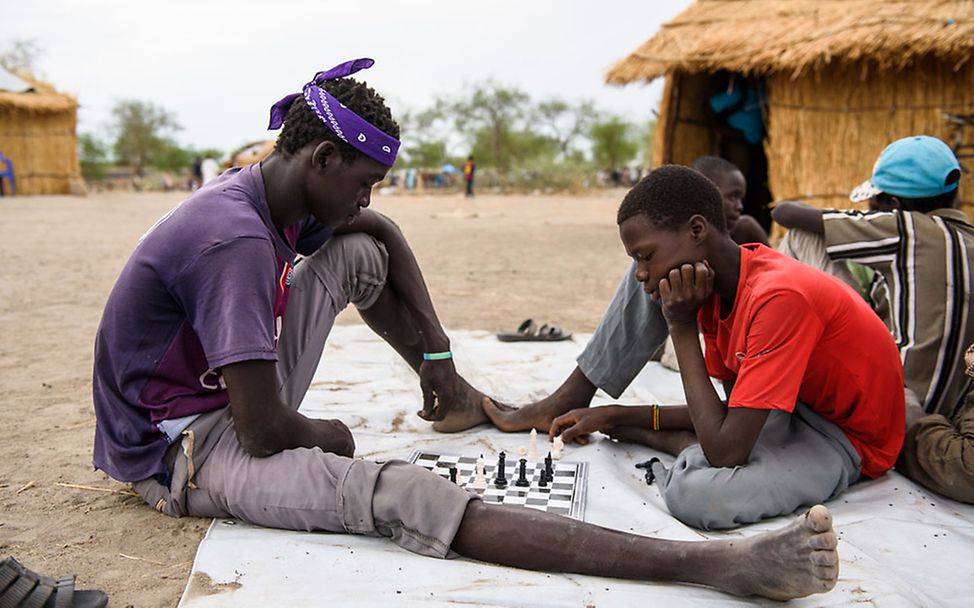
left=423, top=351, right=453, bottom=361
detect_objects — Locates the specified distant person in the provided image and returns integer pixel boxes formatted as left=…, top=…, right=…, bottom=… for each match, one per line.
left=90, top=59, right=839, bottom=600
left=463, top=155, right=476, bottom=197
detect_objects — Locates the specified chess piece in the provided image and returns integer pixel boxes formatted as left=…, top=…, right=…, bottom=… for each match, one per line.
left=544, top=452, right=554, bottom=479
left=538, top=473, right=548, bottom=488
left=449, top=466, right=458, bottom=484
left=552, top=435, right=564, bottom=460
left=528, top=428, right=539, bottom=460
left=472, top=456, right=487, bottom=490
left=494, top=452, right=508, bottom=488
left=515, top=458, right=530, bottom=487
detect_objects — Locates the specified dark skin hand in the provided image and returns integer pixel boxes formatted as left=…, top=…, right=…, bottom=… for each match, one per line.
left=332, top=209, right=459, bottom=421
left=222, top=359, right=355, bottom=458
left=659, top=261, right=768, bottom=467
left=771, top=201, right=825, bottom=235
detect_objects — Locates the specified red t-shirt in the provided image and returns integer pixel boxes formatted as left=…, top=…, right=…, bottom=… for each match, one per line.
left=698, top=244, right=905, bottom=478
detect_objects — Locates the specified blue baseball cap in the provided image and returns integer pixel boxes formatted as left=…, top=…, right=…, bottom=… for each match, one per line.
left=849, top=136, right=960, bottom=203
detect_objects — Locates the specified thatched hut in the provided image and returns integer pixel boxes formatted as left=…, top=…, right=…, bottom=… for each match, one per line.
left=606, top=0, right=974, bottom=227
left=0, top=67, right=83, bottom=195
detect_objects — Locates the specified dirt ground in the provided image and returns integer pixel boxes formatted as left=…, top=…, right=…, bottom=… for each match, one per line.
left=0, top=188, right=634, bottom=607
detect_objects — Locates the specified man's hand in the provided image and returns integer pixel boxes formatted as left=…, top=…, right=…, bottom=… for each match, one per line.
left=308, top=418, right=356, bottom=457
left=550, top=406, right=620, bottom=445
left=417, top=358, right=460, bottom=421
left=659, top=262, right=714, bottom=328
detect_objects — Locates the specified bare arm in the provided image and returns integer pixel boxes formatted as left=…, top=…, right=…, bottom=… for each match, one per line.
left=730, top=215, right=769, bottom=246
left=334, top=208, right=449, bottom=352
left=222, top=359, right=354, bottom=457
left=771, top=201, right=824, bottom=235
left=661, top=264, right=769, bottom=467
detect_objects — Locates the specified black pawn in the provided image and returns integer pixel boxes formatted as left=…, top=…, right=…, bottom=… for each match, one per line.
left=449, top=466, right=458, bottom=484
left=494, top=452, right=508, bottom=488
left=544, top=452, right=554, bottom=479
left=515, top=458, right=530, bottom=487
left=538, top=472, right=548, bottom=487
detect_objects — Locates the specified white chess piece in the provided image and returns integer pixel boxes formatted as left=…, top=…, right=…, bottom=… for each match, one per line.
left=528, top=428, right=539, bottom=460
left=472, top=457, right=487, bottom=491
left=552, top=435, right=564, bottom=460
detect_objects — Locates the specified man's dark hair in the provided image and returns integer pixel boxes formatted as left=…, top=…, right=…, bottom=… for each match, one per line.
left=275, top=78, right=399, bottom=163
left=874, top=169, right=961, bottom=213
left=617, top=164, right=727, bottom=233
left=690, top=156, right=740, bottom=182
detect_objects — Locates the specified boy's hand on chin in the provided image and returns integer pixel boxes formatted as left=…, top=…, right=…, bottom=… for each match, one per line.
left=660, top=262, right=714, bottom=327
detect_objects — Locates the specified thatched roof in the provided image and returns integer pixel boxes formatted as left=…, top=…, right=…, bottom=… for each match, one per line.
left=606, top=0, right=974, bottom=84
left=0, top=67, right=78, bottom=113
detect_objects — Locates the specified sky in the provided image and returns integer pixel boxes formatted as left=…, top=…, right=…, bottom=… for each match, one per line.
left=2, top=0, right=694, bottom=155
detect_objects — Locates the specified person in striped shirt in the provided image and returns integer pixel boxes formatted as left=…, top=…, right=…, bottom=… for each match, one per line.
left=773, top=135, right=974, bottom=503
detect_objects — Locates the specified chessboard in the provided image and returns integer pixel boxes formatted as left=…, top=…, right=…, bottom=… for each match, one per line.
left=408, top=450, right=588, bottom=521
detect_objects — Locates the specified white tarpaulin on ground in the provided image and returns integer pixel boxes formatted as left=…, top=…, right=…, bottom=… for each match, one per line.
left=179, top=325, right=974, bottom=607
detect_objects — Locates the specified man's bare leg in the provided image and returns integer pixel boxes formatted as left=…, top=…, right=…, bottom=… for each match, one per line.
left=359, top=284, right=489, bottom=432
left=451, top=502, right=839, bottom=600
left=482, top=367, right=597, bottom=433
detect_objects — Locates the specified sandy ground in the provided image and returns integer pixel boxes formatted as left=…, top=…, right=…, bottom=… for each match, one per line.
left=0, top=188, right=633, bottom=607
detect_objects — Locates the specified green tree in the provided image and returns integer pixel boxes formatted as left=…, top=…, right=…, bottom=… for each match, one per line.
left=450, top=82, right=531, bottom=174
left=399, top=106, right=450, bottom=168
left=78, top=133, right=110, bottom=181
left=590, top=116, right=639, bottom=171
left=111, top=100, right=181, bottom=176
left=535, top=99, right=595, bottom=160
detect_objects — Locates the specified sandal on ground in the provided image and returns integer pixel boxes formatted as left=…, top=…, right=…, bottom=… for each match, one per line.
left=0, top=556, right=108, bottom=608
left=496, top=318, right=573, bottom=342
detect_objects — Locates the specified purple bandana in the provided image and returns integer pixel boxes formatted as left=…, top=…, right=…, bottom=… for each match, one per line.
left=268, top=58, right=400, bottom=167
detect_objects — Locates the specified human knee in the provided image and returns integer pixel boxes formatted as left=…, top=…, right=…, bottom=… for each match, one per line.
left=309, top=233, right=389, bottom=307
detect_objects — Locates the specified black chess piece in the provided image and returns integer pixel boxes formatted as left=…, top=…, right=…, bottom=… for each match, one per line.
left=634, top=457, right=661, bottom=485
left=515, top=458, right=530, bottom=487
left=494, top=452, right=508, bottom=488
left=544, top=452, right=553, bottom=479
left=538, top=471, right=548, bottom=487
left=449, top=466, right=458, bottom=484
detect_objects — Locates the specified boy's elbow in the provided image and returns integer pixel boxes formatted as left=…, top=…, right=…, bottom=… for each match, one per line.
left=234, top=425, right=280, bottom=458
left=702, top=444, right=751, bottom=468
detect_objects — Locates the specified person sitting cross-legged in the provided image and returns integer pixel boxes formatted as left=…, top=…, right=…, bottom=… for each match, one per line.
left=481, top=156, right=767, bottom=434
left=90, top=60, right=840, bottom=601
left=541, top=165, right=905, bottom=529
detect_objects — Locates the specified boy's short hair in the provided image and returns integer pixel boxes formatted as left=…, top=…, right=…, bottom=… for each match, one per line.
left=617, top=164, right=728, bottom=233
left=276, top=78, right=399, bottom=163
left=690, top=156, right=741, bottom=182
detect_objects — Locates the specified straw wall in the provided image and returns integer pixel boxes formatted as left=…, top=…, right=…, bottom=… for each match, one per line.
left=765, top=58, right=974, bottom=217
left=0, top=107, right=83, bottom=195
left=652, top=72, right=714, bottom=168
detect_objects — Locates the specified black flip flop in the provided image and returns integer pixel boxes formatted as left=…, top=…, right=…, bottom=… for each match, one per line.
left=0, top=556, right=108, bottom=608
left=497, top=318, right=573, bottom=342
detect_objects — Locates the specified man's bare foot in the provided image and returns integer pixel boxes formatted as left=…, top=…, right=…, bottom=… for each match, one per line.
left=606, top=426, right=698, bottom=456
left=718, top=505, right=839, bottom=600
left=481, top=367, right=597, bottom=433
left=431, top=377, right=490, bottom=433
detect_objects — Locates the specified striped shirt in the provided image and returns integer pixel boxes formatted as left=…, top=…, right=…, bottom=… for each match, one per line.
left=823, top=208, right=974, bottom=418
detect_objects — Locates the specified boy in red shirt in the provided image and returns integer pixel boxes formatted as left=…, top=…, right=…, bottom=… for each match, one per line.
left=550, top=165, right=905, bottom=529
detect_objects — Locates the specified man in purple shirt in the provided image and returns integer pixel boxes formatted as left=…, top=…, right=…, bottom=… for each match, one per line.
left=91, top=59, right=840, bottom=600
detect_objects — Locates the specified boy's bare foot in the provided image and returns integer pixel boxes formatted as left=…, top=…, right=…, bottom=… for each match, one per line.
left=719, top=505, right=839, bottom=600
left=430, top=378, right=490, bottom=433
left=481, top=367, right=597, bottom=433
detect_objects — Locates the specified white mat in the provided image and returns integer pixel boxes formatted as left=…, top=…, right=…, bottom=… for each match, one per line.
left=179, top=325, right=974, bottom=607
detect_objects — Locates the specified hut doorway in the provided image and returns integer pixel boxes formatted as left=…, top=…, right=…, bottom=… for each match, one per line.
left=707, top=71, right=773, bottom=231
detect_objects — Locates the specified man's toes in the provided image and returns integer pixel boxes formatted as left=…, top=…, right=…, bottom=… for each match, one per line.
left=809, top=531, right=838, bottom=551
left=805, top=505, right=833, bottom=532
left=813, top=564, right=839, bottom=587
left=811, top=549, right=838, bottom=567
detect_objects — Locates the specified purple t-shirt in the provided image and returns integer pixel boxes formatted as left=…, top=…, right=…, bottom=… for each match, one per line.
left=92, top=164, right=331, bottom=482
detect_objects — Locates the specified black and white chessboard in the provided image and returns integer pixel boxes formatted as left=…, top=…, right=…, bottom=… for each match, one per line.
left=408, top=450, right=588, bottom=521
